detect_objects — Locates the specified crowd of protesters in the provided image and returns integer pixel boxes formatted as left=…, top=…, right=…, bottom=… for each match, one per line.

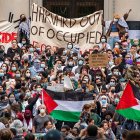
left=1, top=11, right=140, bottom=140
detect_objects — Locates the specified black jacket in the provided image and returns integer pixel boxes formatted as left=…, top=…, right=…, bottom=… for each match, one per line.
left=7, top=47, right=21, bottom=58
left=25, top=94, right=40, bottom=113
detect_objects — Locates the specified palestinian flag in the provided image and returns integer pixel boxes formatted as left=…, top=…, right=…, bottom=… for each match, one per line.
left=41, top=89, right=58, bottom=114
left=116, top=81, right=140, bottom=122
left=127, top=21, right=140, bottom=40
left=45, top=89, right=93, bottom=122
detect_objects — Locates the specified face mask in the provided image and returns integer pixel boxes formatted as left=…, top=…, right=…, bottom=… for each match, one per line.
left=40, top=109, right=45, bottom=114
left=114, top=98, right=119, bottom=104
left=106, top=117, right=111, bottom=121
left=70, top=76, right=75, bottom=80
left=26, top=92, right=31, bottom=97
left=101, top=99, right=107, bottom=105
left=114, top=18, right=118, bottom=22
left=110, top=82, right=115, bottom=86
left=0, top=49, right=4, bottom=53
left=115, top=45, right=119, bottom=48
left=34, top=63, right=40, bottom=69
left=134, top=42, right=139, bottom=46
left=68, top=62, right=73, bottom=66
left=2, top=67, right=6, bottom=71
left=22, top=41, right=26, bottom=44
left=61, top=80, right=64, bottom=84
left=96, top=82, right=102, bottom=86
left=29, top=48, right=34, bottom=52
left=61, top=132, right=66, bottom=137
left=111, top=89, right=115, bottom=93
left=50, top=75, right=55, bottom=81
left=12, top=67, right=16, bottom=71
left=36, top=88, right=42, bottom=92
left=16, top=74, right=20, bottom=78
left=9, top=98, right=15, bottom=103
left=63, top=50, right=67, bottom=55
left=4, top=112, right=11, bottom=118
left=73, top=57, right=77, bottom=60
left=125, top=35, right=129, bottom=39
left=101, top=39, right=106, bottom=43
left=122, top=42, right=128, bottom=46
left=78, top=60, right=83, bottom=66
left=126, top=64, right=131, bottom=68
left=26, top=73, right=30, bottom=77
left=12, top=43, right=17, bottom=46
left=24, top=59, right=28, bottom=64
left=41, top=64, right=45, bottom=68
left=126, top=59, right=133, bottom=65
left=0, top=73, right=4, bottom=77
left=84, top=78, right=89, bottom=83
left=36, top=76, right=41, bottom=81
left=67, top=44, right=73, bottom=49
left=46, top=53, right=51, bottom=57
left=57, top=64, right=62, bottom=68
left=109, top=61, right=114, bottom=66
left=70, top=51, right=73, bottom=55
left=91, top=109, right=96, bottom=113
left=81, top=83, right=87, bottom=90
left=114, top=71, right=119, bottom=75
left=36, top=48, right=41, bottom=51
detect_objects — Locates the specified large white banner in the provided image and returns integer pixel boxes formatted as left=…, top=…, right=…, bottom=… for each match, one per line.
left=0, top=0, right=30, bottom=52
left=0, top=20, right=17, bottom=52
left=31, top=3, right=103, bottom=51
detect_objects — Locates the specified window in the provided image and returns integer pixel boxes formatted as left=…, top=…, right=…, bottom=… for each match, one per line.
left=43, top=0, right=103, bottom=18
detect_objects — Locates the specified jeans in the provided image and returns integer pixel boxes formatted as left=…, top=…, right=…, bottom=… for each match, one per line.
left=107, top=36, right=120, bottom=49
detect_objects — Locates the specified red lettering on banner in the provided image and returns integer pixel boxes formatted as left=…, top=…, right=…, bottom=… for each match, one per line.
left=32, top=41, right=47, bottom=51
left=0, top=32, right=17, bottom=43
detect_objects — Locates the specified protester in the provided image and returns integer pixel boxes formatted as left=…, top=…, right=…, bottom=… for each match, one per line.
left=32, top=104, right=53, bottom=133
left=18, top=14, right=31, bottom=45
left=126, top=131, right=140, bottom=140
left=0, top=5, right=140, bottom=140
left=0, top=128, right=13, bottom=140
left=44, top=129, right=62, bottom=140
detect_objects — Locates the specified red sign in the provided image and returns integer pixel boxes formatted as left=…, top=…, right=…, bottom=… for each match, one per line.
left=0, top=32, right=17, bottom=43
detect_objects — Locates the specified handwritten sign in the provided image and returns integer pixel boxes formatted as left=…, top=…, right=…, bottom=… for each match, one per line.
left=89, top=54, right=108, bottom=67
left=31, top=3, right=103, bottom=51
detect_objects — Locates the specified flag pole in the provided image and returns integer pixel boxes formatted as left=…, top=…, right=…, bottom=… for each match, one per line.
left=42, top=89, right=44, bottom=105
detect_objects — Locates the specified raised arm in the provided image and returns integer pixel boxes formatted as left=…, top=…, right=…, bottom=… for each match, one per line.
left=102, top=14, right=105, bottom=26
left=123, top=9, right=132, bottom=20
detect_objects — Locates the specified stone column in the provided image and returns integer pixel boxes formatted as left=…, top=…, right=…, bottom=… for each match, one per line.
left=104, top=0, right=114, bottom=20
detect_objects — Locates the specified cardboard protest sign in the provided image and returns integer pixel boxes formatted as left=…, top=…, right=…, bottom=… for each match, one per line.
left=89, top=54, right=108, bottom=67
left=31, top=3, right=103, bottom=51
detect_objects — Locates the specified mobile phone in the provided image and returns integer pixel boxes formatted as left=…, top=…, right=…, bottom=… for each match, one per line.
left=29, top=55, right=31, bottom=60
